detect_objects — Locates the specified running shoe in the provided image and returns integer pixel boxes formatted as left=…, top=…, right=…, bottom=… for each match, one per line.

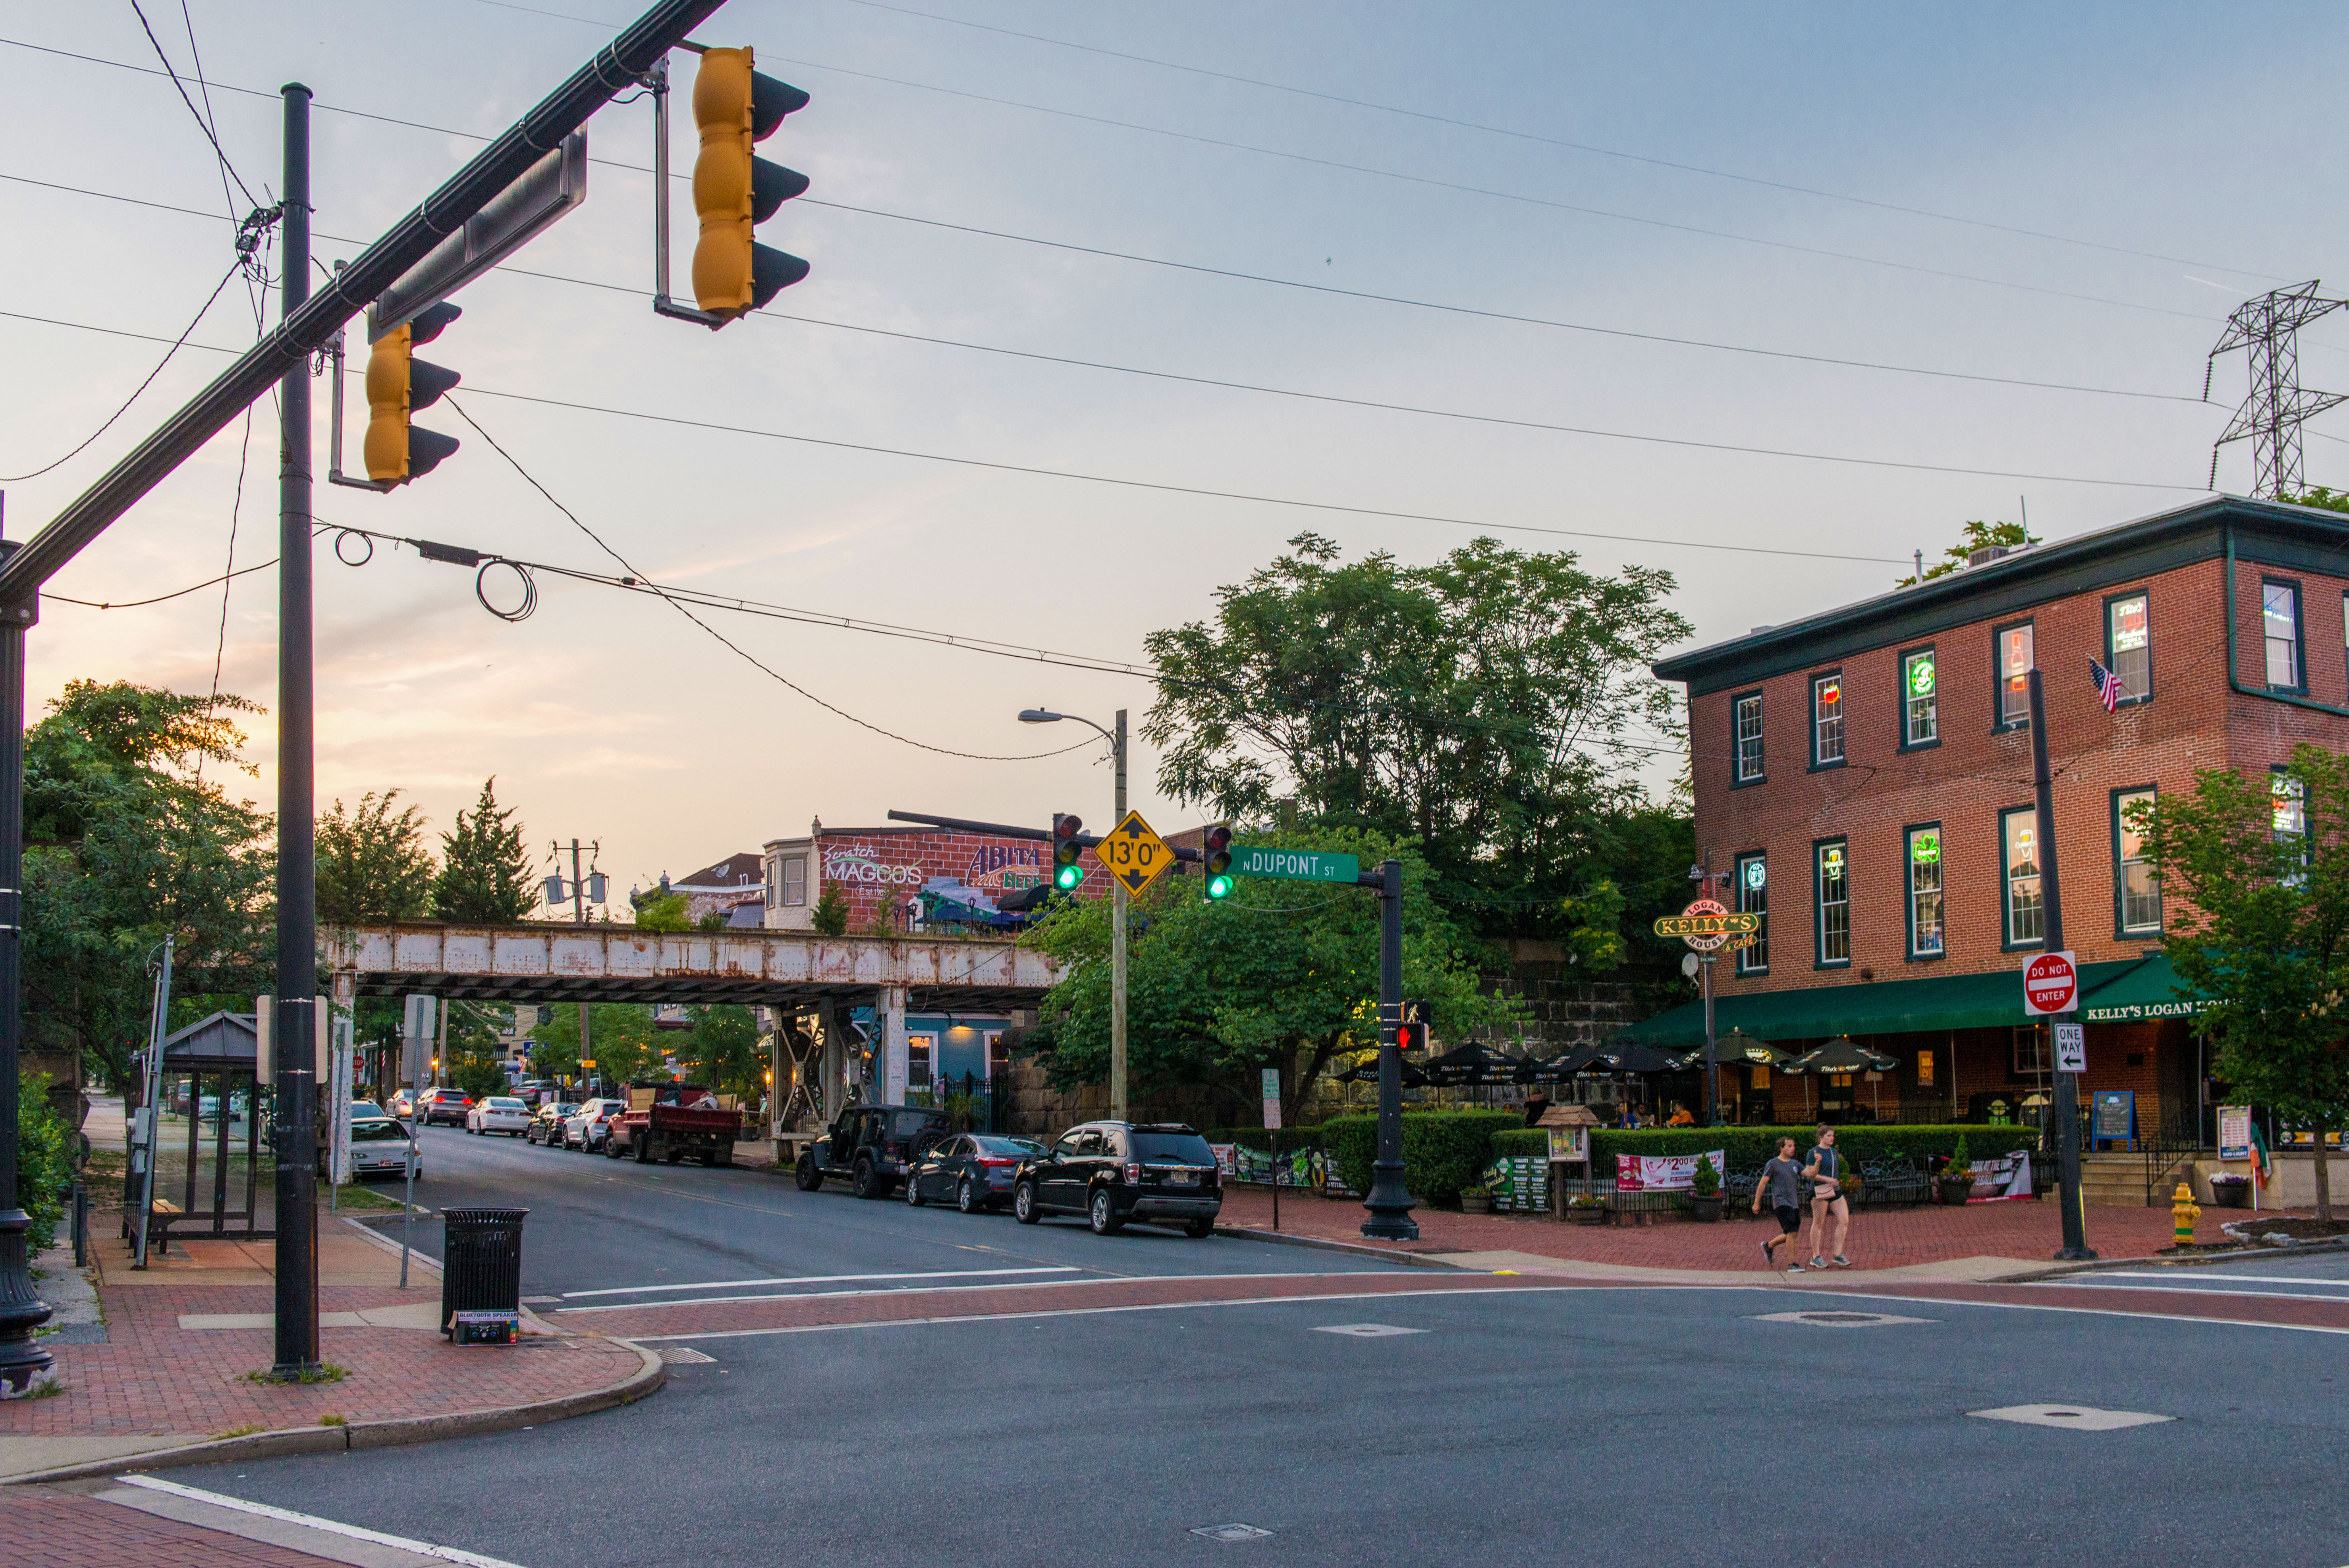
left=1832, top=1255, right=1852, bottom=1268
left=1760, top=1241, right=1774, bottom=1267
left=1809, top=1256, right=1826, bottom=1270
left=1785, top=1262, right=1804, bottom=1273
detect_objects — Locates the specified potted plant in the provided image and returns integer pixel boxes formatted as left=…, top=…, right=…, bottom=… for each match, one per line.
left=1563, top=1193, right=1607, bottom=1225
left=1936, top=1136, right=1975, bottom=1205
left=1458, top=1182, right=1493, bottom=1215
left=2207, top=1172, right=2253, bottom=1209
left=1688, top=1153, right=1723, bottom=1221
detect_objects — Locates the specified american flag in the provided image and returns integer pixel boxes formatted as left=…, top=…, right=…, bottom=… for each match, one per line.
left=2088, top=656, right=2124, bottom=714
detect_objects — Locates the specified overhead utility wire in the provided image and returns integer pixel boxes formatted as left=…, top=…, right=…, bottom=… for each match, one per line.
left=123, top=0, right=258, bottom=210
left=477, top=0, right=2283, bottom=285
left=0, top=168, right=2206, bottom=407
left=438, top=396, right=1101, bottom=764
left=0, top=33, right=2239, bottom=330
left=0, top=305, right=2198, bottom=559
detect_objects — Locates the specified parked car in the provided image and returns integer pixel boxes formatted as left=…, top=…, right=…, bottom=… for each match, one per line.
left=417, top=1088, right=471, bottom=1127
left=795, top=1104, right=951, bottom=1198
left=1013, top=1122, right=1222, bottom=1237
left=323, top=1115, right=417, bottom=1181
left=466, top=1095, right=532, bottom=1136
left=563, top=1098, right=629, bottom=1152
left=905, top=1133, right=1046, bottom=1213
left=388, top=1090, right=418, bottom=1119
left=350, top=1101, right=385, bottom=1120
left=525, top=1103, right=578, bottom=1146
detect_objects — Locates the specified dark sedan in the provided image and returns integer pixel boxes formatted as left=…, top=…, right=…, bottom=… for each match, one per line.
left=904, top=1134, right=1046, bottom=1213
left=525, top=1103, right=578, bottom=1146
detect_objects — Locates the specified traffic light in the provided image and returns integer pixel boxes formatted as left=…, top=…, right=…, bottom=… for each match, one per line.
left=1393, top=1020, right=1424, bottom=1052
left=691, top=46, right=811, bottom=322
left=363, top=302, right=461, bottom=485
left=1201, top=824, right=1233, bottom=901
left=1052, top=814, right=1085, bottom=892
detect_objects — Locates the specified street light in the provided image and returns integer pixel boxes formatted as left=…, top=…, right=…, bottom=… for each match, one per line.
left=1019, top=705, right=1130, bottom=1122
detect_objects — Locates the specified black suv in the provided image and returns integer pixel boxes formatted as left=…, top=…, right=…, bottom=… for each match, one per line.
left=796, top=1104, right=951, bottom=1199
left=1013, top=1121, right=1222, bottom=1237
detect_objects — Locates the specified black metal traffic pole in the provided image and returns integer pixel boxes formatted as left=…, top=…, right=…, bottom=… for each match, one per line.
left=270, top=83, right=322, bottom=1380
left=0, top=509, right=52, bottom=1395
left=2028, top=669, right=2094, bottom=1262
left=1361, top=858, right=1418, bottom=1240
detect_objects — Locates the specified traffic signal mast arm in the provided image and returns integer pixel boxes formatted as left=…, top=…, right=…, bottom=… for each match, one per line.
left=884, top=808, right=1204, bottom=862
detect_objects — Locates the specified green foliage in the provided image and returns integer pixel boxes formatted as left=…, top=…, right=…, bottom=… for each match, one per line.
left=633, top=891, right=691, bottom=932
left=449, top=1053, right=509, bottom=1101
left=1588, top=1125, right=2034, bottom=1175
left=1690, top=1149, right=1720, bottom=1196
left=810, top=883, right=851, bottom=936
left=430, top=778, right=536, bottom=923
left=1944, top=1133, right=1973, bottom=1180
left=1025, top=825, right=1517, bottom=1121
left=2289, top=487, right=2349, bottom=514
left=23, top=680, right=274, bottom=1092
left=314, top=790, right=434, bottom=924
left=529, top=1003, right=664, bottom=1086
left=1319, top=1110, right=1525, bottom=1200
left=17, top=1073, right=74, bottom=1252
left=1894, top=518, right=2042, bottom=588
left=2135, top=744, right=2349, bottom=1219
left=696, top=909, right=731, bottom=932
left=683, top=1005, right=762, bottom=1102
left=1140, top=532, right=1691, bottom=935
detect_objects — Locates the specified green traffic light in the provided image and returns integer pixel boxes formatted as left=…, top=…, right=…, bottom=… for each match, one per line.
left=1055, top=863, right=1084, bottom=891
left=1205, top=874, right=1233, bottom=900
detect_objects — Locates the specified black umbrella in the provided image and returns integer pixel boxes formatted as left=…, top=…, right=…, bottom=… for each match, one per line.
left=1336, top=1054, right=1431, bottom=1087
left=1521, top=1045, right=1604, bottom=1082
left=1781, top=1037, right=1900, bottom=1074
left=1591, top=1040, right=1687, bottom=1074
left=1422, top=1040, right=1533, bottom=1087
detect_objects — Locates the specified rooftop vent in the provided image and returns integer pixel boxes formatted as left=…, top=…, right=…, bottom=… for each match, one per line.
left=1967, top=544, right=2016, bottom=567
left=1750, top=625, right=1775, bottom=635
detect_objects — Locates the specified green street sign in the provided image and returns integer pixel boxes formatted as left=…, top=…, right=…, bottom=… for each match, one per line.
left=1229, top=845, right=1362, bottom=884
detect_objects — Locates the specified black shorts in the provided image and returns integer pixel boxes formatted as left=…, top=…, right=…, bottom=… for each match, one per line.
left=1773, top=1204, right=1802, bottom=1234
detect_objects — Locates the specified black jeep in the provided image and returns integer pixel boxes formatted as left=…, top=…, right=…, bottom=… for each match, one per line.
left=795, top=1104, right=951, bottom=1199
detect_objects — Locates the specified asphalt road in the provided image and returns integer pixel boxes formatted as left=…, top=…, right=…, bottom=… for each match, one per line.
left=188, top=1132, right=2349, bottom=1568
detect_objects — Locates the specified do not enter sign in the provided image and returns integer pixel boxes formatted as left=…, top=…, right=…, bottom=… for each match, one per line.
left=2022, top=950, right=2079, bottom=1016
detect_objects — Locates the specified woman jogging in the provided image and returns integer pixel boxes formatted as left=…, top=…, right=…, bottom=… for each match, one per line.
left=1754, top=1136, right=1807, bottom=1273
left=1804, top=1124, right=1852, bottom=1269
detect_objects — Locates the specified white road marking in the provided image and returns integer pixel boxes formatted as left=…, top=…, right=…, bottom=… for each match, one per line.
left=1313, top=1323, right=1426, bottom=1337
left=560, top=1266, right=1080, bottom=1299
left=2038, top=1284, right=2349, bottom=1305
left=1969, top=1403, right=2173, bottom=1431
left=554, top=1270, right=1420, bottom=1315
left=116, top=1475, right=526, bottom=1568
left=2068, top=1270, right=2349, bottom=1288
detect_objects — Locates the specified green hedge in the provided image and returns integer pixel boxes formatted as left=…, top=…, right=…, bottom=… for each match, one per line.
left=1320, top=1111, right=1526, bottom=1200
left=17, top=1074, right=73, bottom=1253
left=1201, top=1128, right=1324, bottom=1155
left=1587, top=1125, right=2038, bottom=1176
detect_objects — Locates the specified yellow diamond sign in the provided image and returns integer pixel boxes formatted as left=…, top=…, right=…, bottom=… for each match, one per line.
left=1098, top=810, right=1173, bottom=896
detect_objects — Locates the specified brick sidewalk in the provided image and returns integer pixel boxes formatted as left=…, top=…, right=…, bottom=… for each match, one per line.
left=1214, top=1185, right=2280, bottom=1271
left=7, top=1489, right=355, bottom=1568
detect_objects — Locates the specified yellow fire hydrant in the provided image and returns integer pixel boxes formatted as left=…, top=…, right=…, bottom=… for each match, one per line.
left=2172, top=1182, right=2201, bottom=1246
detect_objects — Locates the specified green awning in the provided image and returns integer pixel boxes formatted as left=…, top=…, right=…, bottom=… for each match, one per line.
left=1617, top=953, right=2205, bottom=1051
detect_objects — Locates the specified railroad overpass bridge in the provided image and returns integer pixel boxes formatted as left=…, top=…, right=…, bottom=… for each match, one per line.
left=321, top=922, right=1061, bottom=1126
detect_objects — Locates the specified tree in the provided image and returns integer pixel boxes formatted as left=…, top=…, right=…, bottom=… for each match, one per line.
left=529, top=1003, right=664, bottom=1086
left=315, top=790, right=434, bottom=924
left=633, top=891, right=691, bottom=932
left=23, top=681, right=274, bottom=1091
left=1893, top=518, right=2042, bottom=588
left=1141, top=533, right=1689, bottom=939
left=1025, top=825, right=1517, bottom=1123
left=431, top=777, right=537, bottom=923
left=684, top=1005, right=763, bottom=1102
left=810, top=883, right=850, bottom=936
left=2135, top=744, right=2349, bottom=1223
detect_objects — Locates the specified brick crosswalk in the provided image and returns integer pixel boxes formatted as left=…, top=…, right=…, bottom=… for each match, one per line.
left=5, top=1490, right=354, bottom=1568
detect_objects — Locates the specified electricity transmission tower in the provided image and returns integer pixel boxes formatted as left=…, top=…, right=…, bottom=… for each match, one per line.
left=2206, top=281, right=2349, bottom=499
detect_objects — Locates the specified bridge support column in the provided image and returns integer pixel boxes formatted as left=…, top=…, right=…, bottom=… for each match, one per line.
left=880, top=987, right=908, bottom=1105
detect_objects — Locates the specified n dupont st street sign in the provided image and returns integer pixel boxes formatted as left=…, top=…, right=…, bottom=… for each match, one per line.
left=1229, top=846, right=1361, bottom=883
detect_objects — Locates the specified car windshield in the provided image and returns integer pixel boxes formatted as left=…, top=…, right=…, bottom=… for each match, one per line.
left=973, top=1136, right=1043, bottom=1156
left=1131, top=1132, right=1216, bottom=1163
left=350, top=1120, right=408, bottom=1142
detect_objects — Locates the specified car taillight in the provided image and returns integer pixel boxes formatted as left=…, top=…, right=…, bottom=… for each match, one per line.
left=976, top=1156, right=1017, bottom=1167
left=1123, top=1163, right=1140, bottom=1184
left=884, top=1141, right=899, bottom=1156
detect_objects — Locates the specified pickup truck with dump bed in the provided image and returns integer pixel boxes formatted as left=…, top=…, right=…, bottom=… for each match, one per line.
left=606, top=1082, right=743, bottom=1167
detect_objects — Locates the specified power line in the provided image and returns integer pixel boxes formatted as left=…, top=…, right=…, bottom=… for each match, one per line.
left=0, top=255, right=241, bottom=482
left=438, top=396, right=1104, bottom=764
left=0, top=33, right=2241, bottom=330
left=479, top=0, right=2287, bottom=284
left=123, top=0, right=258, bottom=210
left=0, top=168, right=2210, bottom=407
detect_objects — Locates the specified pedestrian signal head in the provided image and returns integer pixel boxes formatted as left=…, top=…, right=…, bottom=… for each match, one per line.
left=690, top=46, right=811, bottom=322
left=362, top=301, right=461, bottom=485
left=1202, top=823, right=1233, bottom=901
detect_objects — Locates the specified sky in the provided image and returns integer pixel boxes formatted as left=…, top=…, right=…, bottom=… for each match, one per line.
left=1, top=0, right=2344, bottom=905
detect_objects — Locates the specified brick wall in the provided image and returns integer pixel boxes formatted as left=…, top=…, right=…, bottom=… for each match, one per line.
left=768, top=826, right=1110, bottom=932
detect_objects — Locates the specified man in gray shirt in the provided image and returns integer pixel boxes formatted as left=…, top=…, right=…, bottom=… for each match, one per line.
left=1753, top=1136, right=1807, bottom=1273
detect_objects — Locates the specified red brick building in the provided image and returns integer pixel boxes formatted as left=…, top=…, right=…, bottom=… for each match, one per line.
left=1620, top=496, right=2349, bottom=1138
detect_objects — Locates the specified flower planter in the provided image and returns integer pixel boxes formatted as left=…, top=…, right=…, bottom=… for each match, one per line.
left=1936, top=1181, right=1974, bottom=1207
left=1458, top=1191, right=1492, bottom=1215
left=1565, top=1205, right=1606, bottom=1226
left=1689, top=1193, right=1723, bottom=1223
left=2208, top=1179, right=2252, bottom=1209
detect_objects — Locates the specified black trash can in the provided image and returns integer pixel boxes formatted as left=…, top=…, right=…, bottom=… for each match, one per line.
left=440, top=1207, right=528, bottom=1335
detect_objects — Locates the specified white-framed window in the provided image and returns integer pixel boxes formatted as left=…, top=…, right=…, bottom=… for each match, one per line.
left=2115, top=788, right=2160, bottom=934
left=1734, top=693, right=1764, bottom=782
left=780, top=856, right=807, bottom=906
left=2108, top=593, right=2150, bottom=702
left=2274, top=770, right=2308, bottom=887
left=2265, top=581, right=2303, bottom=690
left=1812, top=674, right=1845, bottom=765
left=1736, top=852, right=1768, bottom=974
left=1815, top=841, right=1849, bottom=966
left=907, top=1036, right=934, bottom=1094
left=2002, top=806, right=2043, bottom=946
left=1907, top=825, right=1944, bottom=957
left=1902, top=647, right=1937, bottom=746
left=1998, top=621, right=2034, bottom=727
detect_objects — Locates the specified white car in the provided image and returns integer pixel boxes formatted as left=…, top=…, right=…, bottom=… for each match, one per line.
left=466, top=1095, right=533, bottom=1136
left=564, top=1098, right=628, bottom=1151
left=343, top=1116, right=418, bottom=1180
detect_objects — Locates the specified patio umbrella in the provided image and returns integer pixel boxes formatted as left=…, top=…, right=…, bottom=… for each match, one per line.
left=1422, top=1040, right=1533, bottom=1087
left=1727, top=1032, right=1794, bottom=1068
left=1521, top=1045, right=1605, bottom=1082
left=1336, top=1054, right=1431, bottom=1087
left=1590, top=1040, right=1686, bottom=1075
left=1781, top=1037, right=1900, bottom=1074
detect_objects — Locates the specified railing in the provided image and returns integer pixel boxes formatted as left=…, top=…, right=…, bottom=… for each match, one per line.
left=2142, top=1111, right=2204, bottom=1206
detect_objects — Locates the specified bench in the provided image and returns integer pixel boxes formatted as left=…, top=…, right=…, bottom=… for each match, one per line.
left=1861, top=1158, right=1928, bottom=1207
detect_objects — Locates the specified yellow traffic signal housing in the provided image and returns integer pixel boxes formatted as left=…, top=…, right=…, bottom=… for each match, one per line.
left=691, top=46, right=810, bottom=321
left=362, top=302, right=462, bottom=485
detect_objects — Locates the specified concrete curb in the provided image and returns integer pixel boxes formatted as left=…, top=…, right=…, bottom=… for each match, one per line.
left=0, top=1340, right=664, bottom=1487
left=1988, top=1234, right=2349, bottom=1284
left=1214, top=1225, right=1470, bottom=1268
